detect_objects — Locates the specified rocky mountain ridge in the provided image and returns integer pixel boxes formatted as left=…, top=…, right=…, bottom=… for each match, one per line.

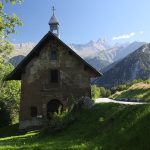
left=94, top=43, right=150, bottom=88
left=70, top=40, right=145, bottom=71
left=10, top=40, right=145, bottom=70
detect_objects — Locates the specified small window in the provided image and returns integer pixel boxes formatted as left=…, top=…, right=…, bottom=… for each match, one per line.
left=30, top=106, right=37, bottom=117
left=50, top=69, right=59, bottom=83
left=50, top=50, right=57, bottom=60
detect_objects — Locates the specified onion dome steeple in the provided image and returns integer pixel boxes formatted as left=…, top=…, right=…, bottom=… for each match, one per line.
left=49, top=6, right=60, bottom=37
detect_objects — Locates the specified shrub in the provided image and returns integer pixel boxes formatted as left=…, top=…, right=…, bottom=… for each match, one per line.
left=105, top=89, right=111, bottom=97
left=45, top=108, right=76, bottom=133
left=91, top=85, right=100, bottom=99
left=0, top=100, right=11, bottom=127
left=91, top=85, right=111, bottom=99
left=45, top=97, right=93, bottom=133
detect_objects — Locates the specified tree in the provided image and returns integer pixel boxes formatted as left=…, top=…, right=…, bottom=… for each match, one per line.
left=0, top=0, right=22, bottom=126
left=0, top=0, right=22, bottom=37
left=0, top=101, right=11, bottom=127
left=0, top=60, right=21, bottom=121
left=99, top=87, right=106, bottom=97
left=0, top=0, right=22, bottom=57
left=91, top=85, right=100, bottom=99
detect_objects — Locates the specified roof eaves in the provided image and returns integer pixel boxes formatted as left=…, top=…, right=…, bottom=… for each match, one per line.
left=5, top=31, right=102, bottom=81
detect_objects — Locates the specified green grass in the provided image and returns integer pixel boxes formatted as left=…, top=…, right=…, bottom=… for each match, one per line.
left=111, top=81, right=150, bottom=102
left=1, top=103, right=150, bottom=150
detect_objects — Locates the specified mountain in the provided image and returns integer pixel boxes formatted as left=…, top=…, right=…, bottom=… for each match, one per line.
left=11, top=39, right=118, bottom=69
left=9, top=55, right=25, bottom=67
left=85, top=57, right=110, bottom=72
left=8, top=43, right=35, bottom=67
left=70, top=38, right=112, bottom=61
left=94, top=44, right=150, bottom=88
left=70, top=39, right=125, bottom=70
left=114, top=41, right=145, bottom=61
left=12, top=42, right=35, bottom=56
left=101, top=42, right=145, bottom=73
left=101, top=60, right=120, bottom=73
left=71, top=40, right=144, bottom=70
left=10, top=40, right=144, bottom=71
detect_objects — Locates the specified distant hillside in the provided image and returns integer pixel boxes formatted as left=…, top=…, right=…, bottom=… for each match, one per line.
left=12, top=43, right=35, bottom=56
left=70, top=39, right=125, bottom=70
left=71, top=40, right=144, bottom=70
left=85, top=57, right=110, bottom=71
left=8, top=43, right=35, bottom=67
left=101, top=60, right=120, bottom=73
left=110, top=79, right=150, bottom=102
left=10, top=40, right=144, bottom=70
left=9, top=55, right=25, bottom=67
left=94, top=44, right=150, bottom=88
left=114, top=41, right=145, bottom=61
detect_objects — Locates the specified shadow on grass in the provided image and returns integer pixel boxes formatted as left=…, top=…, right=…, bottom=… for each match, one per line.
left=0, top=124, right=27, bottom=138
left=0, top=104, right=150, bottom=150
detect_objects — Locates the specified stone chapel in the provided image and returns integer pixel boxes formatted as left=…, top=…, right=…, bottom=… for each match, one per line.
left=5, top=7, right=101, bottom=130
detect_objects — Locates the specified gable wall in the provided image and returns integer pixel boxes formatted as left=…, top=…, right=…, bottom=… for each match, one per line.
left=20, top=38, right=91, bottom=127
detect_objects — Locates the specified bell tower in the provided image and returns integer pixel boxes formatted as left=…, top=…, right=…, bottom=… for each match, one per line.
left=49, top=6, right=60, bottom=37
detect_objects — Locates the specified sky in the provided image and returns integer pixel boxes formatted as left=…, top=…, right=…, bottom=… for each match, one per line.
left=4, top=0, right=150, bottom=45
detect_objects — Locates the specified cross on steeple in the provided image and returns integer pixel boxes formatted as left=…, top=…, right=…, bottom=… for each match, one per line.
left=52, top=6, right=56, bottom=16
left=49, top=6, right=60, bottom=37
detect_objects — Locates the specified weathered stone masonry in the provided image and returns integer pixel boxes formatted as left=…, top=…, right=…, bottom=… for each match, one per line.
left=19, top=38, right=94, bottom=129
left=5, top=33, right=101, bottom=129
left=5, top=8, right=101, bottom=129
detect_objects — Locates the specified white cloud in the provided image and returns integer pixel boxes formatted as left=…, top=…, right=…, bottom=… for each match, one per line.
left=139, top=31, right=144, bottom=34
left=112, top=32, right=136, bottom=40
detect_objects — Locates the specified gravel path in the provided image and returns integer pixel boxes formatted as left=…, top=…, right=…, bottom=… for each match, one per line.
left=95, top=98, right=148, bottom=105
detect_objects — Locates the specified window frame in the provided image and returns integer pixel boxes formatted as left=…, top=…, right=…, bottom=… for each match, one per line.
left=30, top=106, right=37, bottom=117
left=49, top=69, right=60, bottom=83
left=50, top=50, right=57, bottom=60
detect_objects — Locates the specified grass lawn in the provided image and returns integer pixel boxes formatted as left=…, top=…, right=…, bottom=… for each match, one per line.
left=111, top=82, right=150, bottom=102
left=0, top=103, right=150, bottom=150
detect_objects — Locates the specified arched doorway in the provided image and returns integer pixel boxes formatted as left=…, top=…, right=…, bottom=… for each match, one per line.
left=47, top=99, right=63, bottom=119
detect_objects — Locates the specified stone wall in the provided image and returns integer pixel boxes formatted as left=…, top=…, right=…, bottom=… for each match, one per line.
left=19, top=38, right=92, bottom=129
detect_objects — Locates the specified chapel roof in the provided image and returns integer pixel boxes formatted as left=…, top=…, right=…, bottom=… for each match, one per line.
left=5, top=32, right=102, bottom=81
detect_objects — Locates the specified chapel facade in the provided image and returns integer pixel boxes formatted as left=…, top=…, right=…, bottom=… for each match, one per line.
left=5, top=7, right=101, bottom=130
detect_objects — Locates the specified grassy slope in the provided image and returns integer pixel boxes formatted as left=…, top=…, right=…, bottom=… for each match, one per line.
left=111, top=82, right=150, bottom=102
left=0, top=103, right=150, bottom=150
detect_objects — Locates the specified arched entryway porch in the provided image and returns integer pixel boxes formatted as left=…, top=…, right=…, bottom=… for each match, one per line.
left=47, top=99, right=63, bottom=119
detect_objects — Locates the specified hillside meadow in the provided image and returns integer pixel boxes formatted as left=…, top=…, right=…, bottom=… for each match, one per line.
left=0, top=103, right=150, bottom=150
left=111, top=80, right=150, bottom=102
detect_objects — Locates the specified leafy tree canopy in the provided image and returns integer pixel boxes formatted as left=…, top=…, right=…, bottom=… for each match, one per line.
left=0, top=0, right=22, bottom=126
left=0, top=0, right=22, bottom=57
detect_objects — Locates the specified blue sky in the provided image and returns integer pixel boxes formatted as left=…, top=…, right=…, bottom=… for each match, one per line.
left=4, top=0, right=150, bottom=44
